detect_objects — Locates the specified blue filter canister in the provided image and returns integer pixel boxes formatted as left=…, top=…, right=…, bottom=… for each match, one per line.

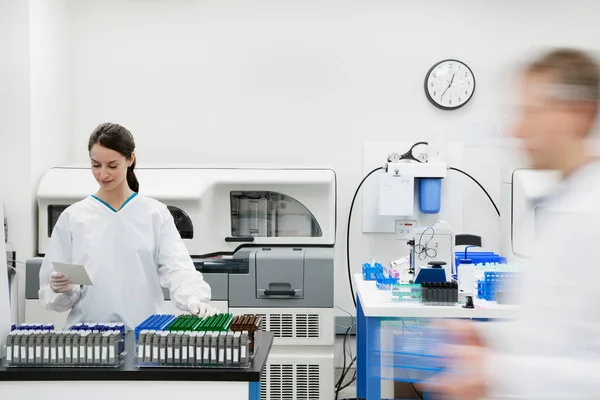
left=419, top=178, right=442, bottom=214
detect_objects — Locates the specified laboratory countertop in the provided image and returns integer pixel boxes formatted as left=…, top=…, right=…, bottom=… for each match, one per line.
left=354, top=274, right=518, bottom=319
left=0, top=331, right=273, bottom=382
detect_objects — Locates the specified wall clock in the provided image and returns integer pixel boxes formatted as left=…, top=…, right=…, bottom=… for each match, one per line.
left=425, top=59, right=475, bottom=110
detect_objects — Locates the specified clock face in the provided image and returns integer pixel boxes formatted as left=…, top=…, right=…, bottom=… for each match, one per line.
left=425, top=59, right=475, bottom=110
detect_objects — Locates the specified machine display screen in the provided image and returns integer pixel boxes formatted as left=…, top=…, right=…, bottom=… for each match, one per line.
left=230, top=191, right=322, bottom=238
left=47, top=205, right=69, bottom=237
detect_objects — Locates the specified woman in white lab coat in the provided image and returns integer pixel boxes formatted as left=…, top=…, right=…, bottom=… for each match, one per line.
left=427, top=48, right=600, bottom=399
left=38, top=122, right=217, bottom=330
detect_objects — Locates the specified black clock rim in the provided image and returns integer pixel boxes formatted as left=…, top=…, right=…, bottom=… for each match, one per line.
left=424, top=58, right=476, bottom=111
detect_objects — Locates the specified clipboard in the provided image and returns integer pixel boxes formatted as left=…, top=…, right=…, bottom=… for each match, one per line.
left=52, top=262, right=94, bottom=286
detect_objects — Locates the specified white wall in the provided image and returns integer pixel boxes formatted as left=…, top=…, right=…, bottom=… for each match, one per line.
left=6, top=0, right=600, bottom=323
left=0, top=0, right=32, bottom=322
left=62, top=0, right=600, bottom=315
left=25, top=0, right=72, bottom=321
left=30, top=0, right=72, bottom=184
left=0, top=0, right=72, bottom=322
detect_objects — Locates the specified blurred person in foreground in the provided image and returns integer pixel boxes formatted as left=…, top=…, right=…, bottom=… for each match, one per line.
left=427, top=48, right=600, bottom=399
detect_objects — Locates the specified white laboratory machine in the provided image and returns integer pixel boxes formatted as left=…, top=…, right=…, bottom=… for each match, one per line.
left=27, top=166, right=336, bottom=400
left=500, top=167, right=561, bottom=260
left=0, top=202, right=11, bottom=358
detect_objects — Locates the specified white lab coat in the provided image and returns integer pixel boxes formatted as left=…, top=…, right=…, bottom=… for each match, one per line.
left=480, top=161, right=600, bottom=399
left=38, top=194, right=211, bottom=330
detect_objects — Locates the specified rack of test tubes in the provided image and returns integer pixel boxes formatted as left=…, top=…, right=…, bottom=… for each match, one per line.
left=135, top=313, right=262, bottom=368
left=476, top=270, right=522, bottom=301
left=362, top=262, right=402, bottom=290
left=390, top=282, right=459, bottom=305
left=362, top=262, right=384, bottom=281
left=4, top=322, right=126, bottom=367
left=391, top=283, right=422, bottom=302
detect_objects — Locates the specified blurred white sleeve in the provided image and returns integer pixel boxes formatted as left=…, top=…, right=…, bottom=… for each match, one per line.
left=484, top=352, right=600, bottom=400
left=482, top=209, right=600, bottom=399
left=157, top=208, right=211, bottom=311
left=38, top=212, right=81, bottom=312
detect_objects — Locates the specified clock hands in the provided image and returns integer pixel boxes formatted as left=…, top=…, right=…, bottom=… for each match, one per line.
left=440, top=73, right=456, bottom=99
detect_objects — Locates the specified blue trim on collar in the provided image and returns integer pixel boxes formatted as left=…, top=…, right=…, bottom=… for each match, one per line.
left=91, top=192, right=138, bottom=212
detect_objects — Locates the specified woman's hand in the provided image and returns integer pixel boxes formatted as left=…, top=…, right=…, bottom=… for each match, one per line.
left=433, top=319, right=485, bottom=347
left=50, top=271, right=74, bottom=293
left=189, top=302, right=219, bottom=318
left=426, top=344, right=487, bottom=400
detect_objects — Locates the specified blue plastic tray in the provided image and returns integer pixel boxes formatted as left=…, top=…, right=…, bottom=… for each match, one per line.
left=362, top=262, right=384, bottom=281
left=375, top=272, right=399, bottom=290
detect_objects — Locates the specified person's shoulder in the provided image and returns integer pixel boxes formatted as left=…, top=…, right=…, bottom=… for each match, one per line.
left=133, top=194, right=170, bottom=216
left=61, top=197, right=94, bottom=216
left=555, top=162, right=600, bottom=212
left=53, top=197, right=95, bottom=228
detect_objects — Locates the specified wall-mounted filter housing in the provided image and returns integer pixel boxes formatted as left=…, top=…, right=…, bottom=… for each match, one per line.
left=380, top=159, right=447, bottom=218
left=419, top=178, right=442, bottom=214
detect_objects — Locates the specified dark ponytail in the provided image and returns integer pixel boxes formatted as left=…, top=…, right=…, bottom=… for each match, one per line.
left=126, top=159, right=139, bottom=193
left=89, top=122, right=139, bottom=192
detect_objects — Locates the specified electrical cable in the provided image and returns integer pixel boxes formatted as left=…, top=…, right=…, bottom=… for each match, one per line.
left=334, top=307, right=357, bottom=399
left=409, top=379, right=425, bottom=399
left=338, top=355, right=356, bottom=386
left=347, top=166, right=385, bottom=308
left=337, top=370, right=357, bottom=393
left=6, top=258, right=24, bottom=276
left=415, top=226, right=437, bottom=260
left=335, top=323, right=355, bottom=392
left=6, top=265, right=23, bottom=276
left=336, top=365, right=356, bottom=399
left=448, top=167, right=500, bottom=217
left=334, top=323, right=356, bottom=400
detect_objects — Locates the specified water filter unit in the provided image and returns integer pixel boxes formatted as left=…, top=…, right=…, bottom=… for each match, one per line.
left=379, top=151, right=447, bottom=218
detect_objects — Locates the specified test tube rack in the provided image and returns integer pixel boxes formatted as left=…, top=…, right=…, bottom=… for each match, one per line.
left=134, top=313, right=263, bottom=369
left=476, top=271, right=522, bottom=301
left=229, top=315, right=262, bottom=353
left=391, top=283, right=422, bottom=303
left=5, top=323, right=126, bottom=368
left=362, top=262, right=384, bottom=281
left=11, top=323, right=54, bottom=331
left=135, top=314, right=177, bottom=341
left=167, top=314, right=235, bottom=332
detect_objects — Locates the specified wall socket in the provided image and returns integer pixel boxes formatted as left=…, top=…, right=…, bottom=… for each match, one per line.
left=395, top=220, right=417, bottom=240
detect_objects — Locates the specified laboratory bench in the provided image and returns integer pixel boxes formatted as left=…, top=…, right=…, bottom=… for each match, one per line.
left=0, top=331, right=273, bottom=400
left=354, top=273, right=518, bottom=400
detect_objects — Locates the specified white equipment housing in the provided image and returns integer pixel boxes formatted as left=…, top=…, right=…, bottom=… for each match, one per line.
left=500, top=167, right=561, bottom=260
left=37, top=167, right=336, bottom=255
left=32, top=166, right=337, bottom=400
left=229, top=307, right=335, bottom=400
